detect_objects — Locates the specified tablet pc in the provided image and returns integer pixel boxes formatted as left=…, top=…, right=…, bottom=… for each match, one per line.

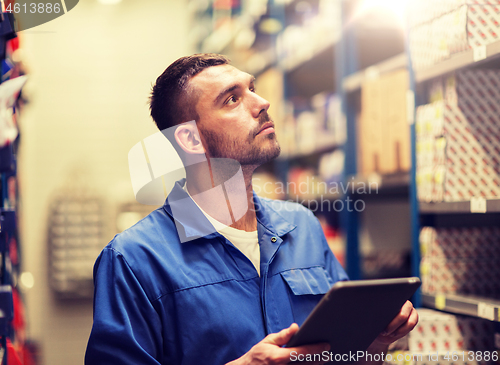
left=286, top=277, right=421, bottom=362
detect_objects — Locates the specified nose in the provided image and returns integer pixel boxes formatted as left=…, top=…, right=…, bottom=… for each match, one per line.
left=251, top=91, right=270, bottom=118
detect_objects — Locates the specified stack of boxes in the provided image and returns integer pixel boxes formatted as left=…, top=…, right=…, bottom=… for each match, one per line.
left=420, top=226, right=500, bottom=298
left=409, top=309, right=496, bottom=353
left=358, top=69, right=411, bottom=176
left=409, top=0, right=500, bottom=71
left=416, top=69, right=500, bottom=202
left=408, top=0, right=480, bottom=27
left=386, top=309, right=497, bottom=365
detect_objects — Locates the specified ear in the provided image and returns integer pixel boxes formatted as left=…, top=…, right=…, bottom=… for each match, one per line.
left=174, top=123, right=206, bottom=155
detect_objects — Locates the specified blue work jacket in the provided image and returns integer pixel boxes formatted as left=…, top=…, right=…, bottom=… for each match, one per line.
left=85, top=179, right=348, bottom=365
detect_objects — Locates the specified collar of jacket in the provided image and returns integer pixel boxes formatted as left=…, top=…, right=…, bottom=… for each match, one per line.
left=162, top=178, right=296, bottom=243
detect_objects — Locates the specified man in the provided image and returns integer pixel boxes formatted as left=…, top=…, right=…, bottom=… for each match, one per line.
left=85, top=54, right=418, bottom=365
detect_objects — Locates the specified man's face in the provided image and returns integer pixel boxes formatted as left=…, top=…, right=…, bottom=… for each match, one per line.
left=189, top=64, right=281, bottom=166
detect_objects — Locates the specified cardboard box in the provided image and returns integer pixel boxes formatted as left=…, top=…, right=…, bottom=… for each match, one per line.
left=407, top=0, right=500, bottom=27
left=420, top=226, right=500, bottom=297
left=410, top=4, right=500, bottom=70
left=382, top=70, right=411, bottom=173
left=408, top=308, right=496, bottom=353
left=420, top=226, right=500, bottom=259
left=359, top=70, right=410, bottom=175
left=421, top=257, right=500, bottom=297
left=444, top=164, right=500, bottom=201
left=447, top=69, right=500, bottom=111
left=416, top=80, right=500, bottom=202
left=255, top=67, right=285, bottom=144
left=387, top=308, right=497, bottom=365
left=416, top=166, right=432, bottom=202
left=440, top=98, right=500, bottom=201
left=359, top=77, right=385, bottom=175
left=432, top=164, right=447, bottom=201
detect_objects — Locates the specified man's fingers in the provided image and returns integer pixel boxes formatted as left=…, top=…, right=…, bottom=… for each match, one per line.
left=376, top=303, right=419, bottom=346
left=387, top=307, right=419, bottom=339
left=264, top=323, right=299, bottom=346
left=382, top=301, right=414, bottom=336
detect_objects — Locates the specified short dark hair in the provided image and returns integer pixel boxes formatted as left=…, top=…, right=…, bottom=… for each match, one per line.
left=149, top=53, right=230, bottom=132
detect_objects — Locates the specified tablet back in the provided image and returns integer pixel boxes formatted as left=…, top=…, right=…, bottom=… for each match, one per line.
left=286, top=277, right=421, bottom=363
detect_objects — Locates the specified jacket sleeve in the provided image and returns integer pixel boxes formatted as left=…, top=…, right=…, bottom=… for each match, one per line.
left=85, top=247, right=163, bottom=365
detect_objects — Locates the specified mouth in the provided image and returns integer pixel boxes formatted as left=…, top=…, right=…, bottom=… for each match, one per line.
left=256, top=122, right=275, bottom=136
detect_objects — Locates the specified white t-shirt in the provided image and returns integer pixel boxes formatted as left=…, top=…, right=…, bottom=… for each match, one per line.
left=183, top=185, right=260, bottom=275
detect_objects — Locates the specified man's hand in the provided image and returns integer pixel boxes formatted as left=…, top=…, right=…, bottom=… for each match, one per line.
left=374, top=300, right=418, bottom=346
left=360, top=300, right=419, bottom=365
left=227, top=323, right=330, bottom=365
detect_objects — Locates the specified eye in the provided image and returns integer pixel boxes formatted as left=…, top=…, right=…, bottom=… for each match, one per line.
left=226, top=95, right=239, bottom=105
left=250, top=86, right=256, bottom=93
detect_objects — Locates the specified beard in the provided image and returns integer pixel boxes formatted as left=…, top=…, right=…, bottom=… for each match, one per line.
left=198, top=111, right=281, bottom=166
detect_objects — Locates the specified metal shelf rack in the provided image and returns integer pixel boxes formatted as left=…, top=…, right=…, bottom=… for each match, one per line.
left=421, top=293, right=500, bottom=322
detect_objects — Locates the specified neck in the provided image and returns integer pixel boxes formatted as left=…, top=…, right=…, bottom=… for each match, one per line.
left=185, top=160, right=258, bottom=232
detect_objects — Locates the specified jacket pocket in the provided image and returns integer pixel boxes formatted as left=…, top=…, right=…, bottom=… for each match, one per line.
left=280, top=266, right=334, bottom=326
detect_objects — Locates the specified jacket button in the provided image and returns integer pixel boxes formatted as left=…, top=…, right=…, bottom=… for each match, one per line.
left=271, top=237, right=277, bottom=243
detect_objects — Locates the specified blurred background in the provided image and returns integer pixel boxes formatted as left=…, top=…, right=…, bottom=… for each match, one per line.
left=1, top=0, right=500, bottom=363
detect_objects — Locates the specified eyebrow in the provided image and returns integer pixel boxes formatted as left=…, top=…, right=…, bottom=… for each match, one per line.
left=214, top=75, right=256, bottom=105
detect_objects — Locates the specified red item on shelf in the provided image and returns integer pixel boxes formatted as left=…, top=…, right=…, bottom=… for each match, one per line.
left=11, top=289, right=25, bottom=334
left=6, top=339, right=23, bottom=365
left=7, top=38, right=19, bottom=53
left=9, top=237, right=18, bottom=266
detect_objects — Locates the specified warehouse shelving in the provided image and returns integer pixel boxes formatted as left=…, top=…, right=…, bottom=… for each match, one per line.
left=198, top=0, right=500, bottom=348
left=414, top=40, right=500, bottom=83
left=336, top=5, right=500, bottom=305
left=277, top=0, right=408, bottom=279
left=340, top=51, right=411, bottom=203
left=241, top=34, right=338, bottom=79
left=343, top=53, right=407, bottom=93
left=278, top=133, right=339, bottom=160
left=350, top=172, right=410, bottom=198
left=193, top=1, right=500, bottom=291
left=0, top=11, right=30, bottom=363
left=291, top=172, right=410, bottom=200
left=191, top=0, right=423, bottom=281
left=337, top=0, right=410, bottom=279
left=421, top=293, right=500, bottom=322
left=406, top=9, right=500, bottom=314
left=420, top=199, right=500, bottom=214
left=244, top=34, right=338, bottom=78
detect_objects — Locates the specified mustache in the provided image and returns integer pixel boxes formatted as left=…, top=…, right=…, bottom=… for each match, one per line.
left=251, top=111, right=273, bottom=138
left=259, top=111, right=271, bottom=124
